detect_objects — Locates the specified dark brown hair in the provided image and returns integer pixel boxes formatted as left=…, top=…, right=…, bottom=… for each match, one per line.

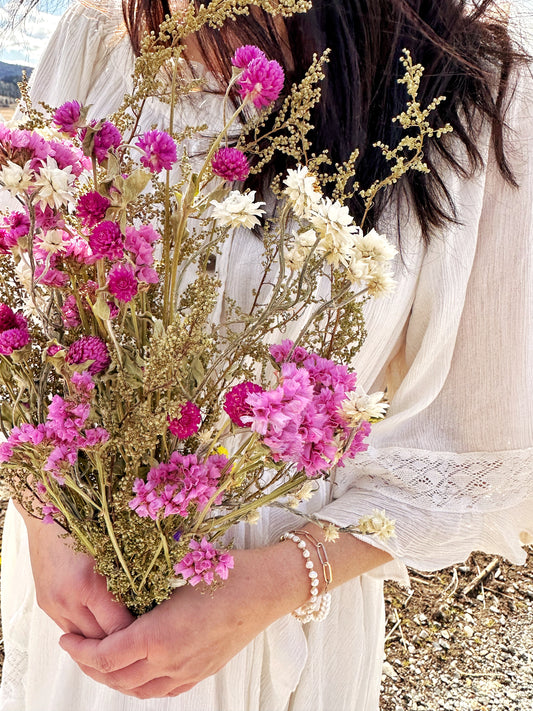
left=123, top=0, right=527, bottom=241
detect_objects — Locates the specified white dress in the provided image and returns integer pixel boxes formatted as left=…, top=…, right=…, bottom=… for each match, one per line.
left=1, top=2, right=532, bottom=710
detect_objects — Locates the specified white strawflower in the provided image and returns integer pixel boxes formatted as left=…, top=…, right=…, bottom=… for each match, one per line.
left=284, top=229, right=317, bottom=271
left=323, top=523, right=340, bottom=543
left=283, top=165, right=322, bottom=218
left=346, top=256, right=373, bottom=284
left=357, top=509, right=396, bottom=541
left=365, top=263, right=396, bottom=297
left=294, top=228, right=317, bottom=249
left=33, top=157, right=76, bottom=209
left=353, top=228, right=398, bottom=263
left=341, top=387, right=389, bottom=425
left=311, top=197, right=359, bottom=267
left=37, top=229, right=65, bottom=254
left=286, top=480, right=316, bottom=508
left=0, top=160, right=33, bottom=196
left=211, top=190, right=265, bottom=229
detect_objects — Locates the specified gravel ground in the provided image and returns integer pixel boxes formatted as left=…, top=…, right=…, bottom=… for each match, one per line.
left=380, top=550, right=533, bottom=711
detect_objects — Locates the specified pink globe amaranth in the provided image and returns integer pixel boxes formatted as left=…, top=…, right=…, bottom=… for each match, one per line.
left=77, top=191, right=111, bottom=228
left=89, top=221, right=124, bottom=261
left=136, top=130, right=177, bottom=173
left=67, top=336, right=111, bottom=375
left=52, top=101, right=82, bottom=135
left=107, top=263, right=138, bottom=303
left=167, top=401, right=201, bottom=439
left=0, top=328, right=30, bottom=355
left=211, top=147, right=250, bottom=182
left=0, top=304, right=22, bottom=332
left=237, top=56, right=285, bottom=109
left=231, top=45, right=265, bottom=69
left=223, top=381, right=264, bottom=427
left=81, top=121, right=122, bottom=163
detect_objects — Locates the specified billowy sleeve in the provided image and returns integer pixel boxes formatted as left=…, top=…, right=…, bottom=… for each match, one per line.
left=317, top=65, right=533, bottom=578
left=27, top=0, right=131, bottom=114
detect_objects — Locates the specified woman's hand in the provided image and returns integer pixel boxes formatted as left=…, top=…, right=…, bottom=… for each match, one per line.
left=59, top=526, right=393, bottom=698
left=20, top=504, right=134, bottom=639
left=59, top=545, right=305, bottom=699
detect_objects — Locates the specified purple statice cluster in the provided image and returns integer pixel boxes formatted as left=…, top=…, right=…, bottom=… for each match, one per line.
left=173, top=537, right=234, bottom=586
left=129, top=452, right=228, bottom=520
left=224, top=340, right=371, bottom=477
left=231, top=45, right=284, bottom=109
left=0, top=304, right=31, bottom=355
left=167, top=401, right=202, bottom=439
left=0, top=370, right=109, bottom=485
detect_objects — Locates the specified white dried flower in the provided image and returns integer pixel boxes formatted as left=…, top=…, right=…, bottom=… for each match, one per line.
left=283, top=165, right=322, bottom=218
left=211, top=190, right=265, bottom=229
left=284, top=246, right=307, bottom=271
left=341, top=387, right=389, bottom=425
left=365, top=263, right=396, bottom=297
left=357, top=509, right=396, bottom=541
left=286, top=480, right=316, bottom=508
left=353, top=228, right=398, bottom=263
left=33, top=157, right=76, bottom=209
left=0, top=160, right=33, bottom=196
left=37, top=229, right=65, bottom=254
left=311, top=197, right=359, bottom=267
left=294, top=228, right=317, bottom=249
left=323, top=523, right=340, bottom=543
left=245, top=509, right=261, bottom=525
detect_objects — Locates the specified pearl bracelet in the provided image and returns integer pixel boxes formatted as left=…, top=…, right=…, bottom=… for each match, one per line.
left=280, top=530, right=332, bottom=623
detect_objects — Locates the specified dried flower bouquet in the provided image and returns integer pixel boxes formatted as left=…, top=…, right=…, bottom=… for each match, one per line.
left=0, top=0, right=450, bottom=613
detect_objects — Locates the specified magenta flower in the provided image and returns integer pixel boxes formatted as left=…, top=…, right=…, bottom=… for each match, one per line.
left=168, top=401, right=201, bottom=439
left=173, top=537, right=234, bottom=586
left=67, top=336, right=110, bottom=374
left=46, top=344, right=63, bottom=357
left=125, top=224, right=159, bottom=266
left=0, top=212, right=30, bottom=252
left=34, top=205, right=65, bottom=232
left=0, top=305, right=30, bottom=355
left=129, top=452, right=227, bottom=520
left=237, top=57, right=284, bottom=109
left=34, top=264, right=70, bottom=288
left=136, top=130, right=177, bottom=173
left=42, top=503, right=60, bottom=525
left=0, top=327, right=31, bottom=355
left=81, top=121, right=122, bottom=163
left=269, top=339, right=309, bottom=364
left=211, top=147, right=250, bottom=182
left=77, top=191, right=111, bottom=228
left=232, top=45, right=265, bottom=68
left=49, top=141, right=89, bottom=177
left=107, top=263, right=138, bottom=302
left=89, top=221, right=124, bottom=261
left=53, top=101, right=82, bottom=135
left=223, top=381, right=264, bottom=427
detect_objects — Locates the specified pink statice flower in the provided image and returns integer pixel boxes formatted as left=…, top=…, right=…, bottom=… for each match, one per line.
left=136, top=130, right=177, bottom=173
left=211, top=147, right=249, bottom=182
left=125, top=224, right=159, bottom=266
left=107, top=263, right=138, bottom=302
left=0, top=211, right=30, bottom=251
left=77, top=191, right=111, bottom=228
left=61, top=295, right=81, bottom=328
left=223, top=381, right=264, bottom=427
left=167, top=401, right=201, bottom=439
left=269, top=339, right=309, bottom=364
left=237, top=56, right=284, bottom=109
left=231, top=45, right=265, bottom=68
left=34, top=263, right=70, bottom=288
left=42, top=503, right=60, bottom=525
left=49, top=141, right=90, bottom=177
left=34, top=204, right=65, bottom=232
left=53, top=101, right=82, bottom=135
left=173, top=537, right=234, bottom=586
left=67, top=335, right=110, bottom=374
left=89, top=220, right=124, bottom=261
left=129, top=452, right=227, bottom=520
left=0, top=305, right=30, bottom=355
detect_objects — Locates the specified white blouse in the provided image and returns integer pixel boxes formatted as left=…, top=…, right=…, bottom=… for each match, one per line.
left=0, top=2, right=532, bottom=710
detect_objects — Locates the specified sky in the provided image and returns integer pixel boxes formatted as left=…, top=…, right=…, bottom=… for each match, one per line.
left=0, top=0, right=532, bottom=68
left=0, top=0, right=66, bottom=66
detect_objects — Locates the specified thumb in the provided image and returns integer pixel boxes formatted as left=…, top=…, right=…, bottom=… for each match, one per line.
left=90, top=592, right=135, bottom=635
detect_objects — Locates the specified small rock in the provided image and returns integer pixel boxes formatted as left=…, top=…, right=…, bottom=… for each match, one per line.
left=463, top=625, right=474, bottom=638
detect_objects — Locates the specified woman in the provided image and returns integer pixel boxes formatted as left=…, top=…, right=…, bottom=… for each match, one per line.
left=1, top=0, right=532, bottom=709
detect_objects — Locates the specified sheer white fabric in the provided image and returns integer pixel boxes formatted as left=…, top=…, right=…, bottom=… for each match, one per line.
left=1, top=1, right=532, bottom=709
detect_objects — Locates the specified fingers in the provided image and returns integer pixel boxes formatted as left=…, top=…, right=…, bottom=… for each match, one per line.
left=59, top=626, right=146, bottom=673
left=75, top=661, right=192, bottom=700
left=90, top=594, right=135, bottom=635
left=57, top=607, right=107, bottom=639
